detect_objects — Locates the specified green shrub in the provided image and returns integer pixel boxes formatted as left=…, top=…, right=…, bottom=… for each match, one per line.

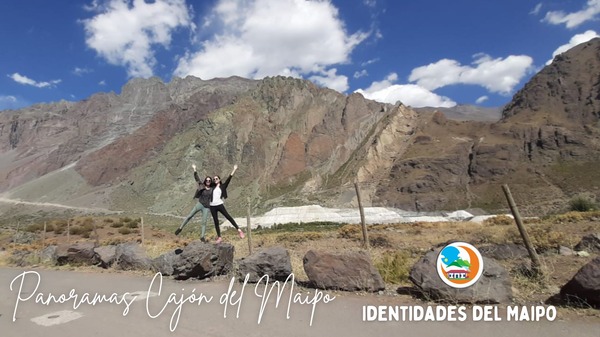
left=569, top=196, right=597, bottom=212
left=69, top=226, right=85, bottom=235
left=375, top=251, right=413, bottom=284
left=118, top=227, right=132, bottom=235
left=111, top=222, right=124, bottom=228
left=25, top=223, right=46, bottom=233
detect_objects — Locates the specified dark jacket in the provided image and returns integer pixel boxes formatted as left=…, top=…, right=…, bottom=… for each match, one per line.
left=211, top=174, right=233, bottom=201
left=192, top=171, right=212, bottom=207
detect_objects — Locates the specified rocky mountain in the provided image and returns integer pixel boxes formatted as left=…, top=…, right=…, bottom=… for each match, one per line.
left=1, top=38, right=599, bottom=219
left=414, top=105, right=501, bottom=122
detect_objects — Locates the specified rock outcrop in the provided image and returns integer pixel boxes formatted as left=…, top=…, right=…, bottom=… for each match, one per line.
left=560, top=256, right=600, bottom=308
left=303, top=250, right=385, bottom=292
left=236, top=246, right=293, bottom=283
left=409, top=248, right=513, bottom=304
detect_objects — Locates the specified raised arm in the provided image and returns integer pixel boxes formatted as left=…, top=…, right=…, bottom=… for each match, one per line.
left=192, top=164, right=200, bottom=183
left=222, top=164, right=238, bottom=188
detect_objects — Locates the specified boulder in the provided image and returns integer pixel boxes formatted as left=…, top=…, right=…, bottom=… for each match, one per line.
left=560, top=256, right=600, bottom=308
left=558, top=246, right=574, bottom=256
left=478, top=243, right=529, bottom=260
left=94, top=245, right=117, bottom=268
left=574, top=233, right=600, bottom=253
left=152, top=250, right=179, bottom=276
left=56, top=242, right=98, bottom=266
left=114, top=242, right=152, bottom=271
left=237, top=246, right=292, bottom=283
left=170, top=241, right=234, bottom=280
left=40, top=245, right=58, bottom=264
left=409, top=247, right=512, bottom=304
left=303, top=250, right=385, bottom=292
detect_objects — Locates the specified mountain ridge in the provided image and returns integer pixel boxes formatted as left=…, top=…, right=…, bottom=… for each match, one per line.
left=1, top=38, right=600, bottom=220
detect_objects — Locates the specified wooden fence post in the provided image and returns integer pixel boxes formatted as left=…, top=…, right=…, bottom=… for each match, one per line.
left=42, top=222, right=47, bottom=248
left=14, top=221, right=20, bottom=250
left=93, top=221, right=99, bottom=247
left=354, top=182, right=369, bottom=250
left=246, top=197, right=253, bottom=255
left=501, top=184, right=543, bottom=276
left=141, top=217, right=145, bottom=246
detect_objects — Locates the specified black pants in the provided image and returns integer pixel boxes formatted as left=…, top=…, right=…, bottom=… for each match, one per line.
left=210, top=204, right=240, bottom=237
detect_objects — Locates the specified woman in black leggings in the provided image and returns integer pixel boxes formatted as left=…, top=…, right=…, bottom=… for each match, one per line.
left=209, top=164, right=244, bottom=243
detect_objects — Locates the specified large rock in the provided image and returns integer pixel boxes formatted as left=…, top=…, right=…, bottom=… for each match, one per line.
left=237, top=246, right=292, bottom=283
left=478, top=243, right=529, bottom=260
left=170, top=241, right=234, bottom=280
left=152, top=250, right=179, bottom=276
left=56, top=242, right=98, bottom=266
left=303, top=250, right=385, bottom=292
left=114, top=242, right=152, bottom=271
left=40, top=245, right=58, bottom=264
left=560, top=256, right=600, bottom=308
left=409, top=247, right=512, bottom=304
left=94, top=245, right=117, bottom=268
left=574, top=233, right=600, bottom=253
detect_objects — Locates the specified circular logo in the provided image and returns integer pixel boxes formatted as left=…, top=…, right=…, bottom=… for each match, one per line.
left=436, top=242, right=484, bottom=288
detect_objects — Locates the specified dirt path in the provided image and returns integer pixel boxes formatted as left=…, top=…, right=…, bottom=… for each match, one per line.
left=0, top=197, right=186, bottom=219
left=1, top=267, right=598, bottom=337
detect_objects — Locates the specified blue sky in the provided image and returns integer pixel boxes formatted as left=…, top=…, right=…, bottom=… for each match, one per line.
left=1, top=0, right=599, bottom=111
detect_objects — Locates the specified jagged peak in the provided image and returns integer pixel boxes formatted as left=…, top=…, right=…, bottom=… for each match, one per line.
left=501, top=37, right=600, bottom=124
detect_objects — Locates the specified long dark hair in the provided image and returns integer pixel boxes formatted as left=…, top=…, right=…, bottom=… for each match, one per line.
left=210, top=175, right=221, bottom=188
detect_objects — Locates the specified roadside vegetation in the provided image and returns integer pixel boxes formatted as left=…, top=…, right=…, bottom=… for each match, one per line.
left=1, top=210, right=598, bottom=318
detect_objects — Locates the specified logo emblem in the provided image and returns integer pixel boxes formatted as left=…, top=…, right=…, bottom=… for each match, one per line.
left=437, top=242, right=483, bottom=288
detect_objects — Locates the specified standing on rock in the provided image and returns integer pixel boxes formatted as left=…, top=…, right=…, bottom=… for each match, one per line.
left=210, top=164, right=245, bottom=243
left=175, top=164, right=213, bottom=242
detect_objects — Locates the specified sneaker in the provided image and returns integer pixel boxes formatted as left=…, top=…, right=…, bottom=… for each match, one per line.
left=174, top=228, right=182, bottom=236
left=200, top=237, right=207, bottom=243
left=215, top=237, right=222, bottom=244
left=238, top=229, right=245, bottom=239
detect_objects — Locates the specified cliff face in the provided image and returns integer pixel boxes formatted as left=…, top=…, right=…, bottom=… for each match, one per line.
left=370, top=38, right=600, bottom=214
left=1, top=39, right=600, bottom=217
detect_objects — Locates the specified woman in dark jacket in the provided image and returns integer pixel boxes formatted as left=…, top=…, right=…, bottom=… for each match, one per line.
left=175, top=164, right=212, bottom=242
left=210, top=164, right=244, bottom=243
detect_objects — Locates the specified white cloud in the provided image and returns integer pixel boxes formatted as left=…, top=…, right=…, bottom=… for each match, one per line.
left=98, top=80, right=106, bottom=86
left=355, top=73, right=456, bottom=108
left=174, top=0, right=367, bottom=91
left=309, top=68, right=349, bottom=92
left=353, top=69, right=368, bottom=79
left=0, top=95, right=23, bottom=110
left=542, top=0, right=600, bottom=28
left=361, top=58, right=379, bottom=67
left=0, top=95, right=17, bottom=103
left=547, top=30, right=600, bottom=65
left=73, top=67, right=93, bottom=76
left=8, top=73, right=61, bottom=88
left=408, top=53, right=534, bottom=95
left=475, top=96, right=489, bottom=104
left=363, top=0, right=377, bottom=8
left=82, top=0, right=194, bottom=78
left=530, top=3, right=543, bottom=16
